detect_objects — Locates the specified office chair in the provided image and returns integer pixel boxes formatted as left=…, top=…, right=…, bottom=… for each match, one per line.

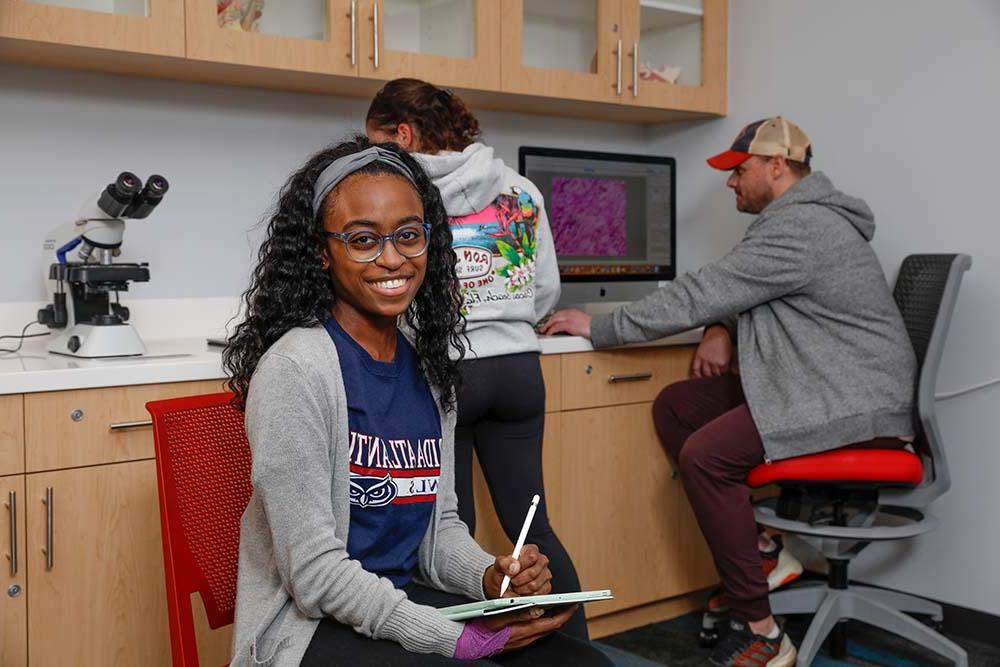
left=747, top=254, right=972, bottom=666
left=147, top=392, right=252, bottom=667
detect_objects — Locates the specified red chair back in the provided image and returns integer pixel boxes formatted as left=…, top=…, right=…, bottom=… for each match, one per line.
left=147, top=392, right=253, bottom=667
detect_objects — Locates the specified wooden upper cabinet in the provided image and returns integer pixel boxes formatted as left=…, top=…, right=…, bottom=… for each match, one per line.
left=184, top=0, right=358, bottom=76
left=0, top=0, right=184, bottom=56
left=499, top=0, right=623, bottom=104
left=620, top=0, right=727, bottom=115
left=359, top=0, right=501, bottom=90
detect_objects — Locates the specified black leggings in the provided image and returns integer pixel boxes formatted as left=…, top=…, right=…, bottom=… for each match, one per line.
left=300, top=583, right=612, bottom=666
left=453, top=352, right=588, bottom=640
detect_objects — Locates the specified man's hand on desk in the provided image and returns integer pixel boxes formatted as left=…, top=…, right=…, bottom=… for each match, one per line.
left=538, top=309, right=592, bottom=338
left=692, top=324, right=735, bottom=377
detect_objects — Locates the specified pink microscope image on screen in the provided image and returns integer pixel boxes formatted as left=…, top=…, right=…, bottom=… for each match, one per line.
left=550, top=177, right=627, bottom=256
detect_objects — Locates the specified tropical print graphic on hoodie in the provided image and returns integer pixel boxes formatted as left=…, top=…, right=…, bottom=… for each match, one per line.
left=452, top=187, right=539, bottom=309
left=415, top=143, right=561, bottom=359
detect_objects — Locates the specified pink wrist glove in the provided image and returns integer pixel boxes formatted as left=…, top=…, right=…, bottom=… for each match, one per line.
left=453, top=621, right=512, bottom=660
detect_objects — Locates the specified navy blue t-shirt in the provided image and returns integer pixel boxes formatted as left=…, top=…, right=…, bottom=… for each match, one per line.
left=324, top=317, right=442, bottom=587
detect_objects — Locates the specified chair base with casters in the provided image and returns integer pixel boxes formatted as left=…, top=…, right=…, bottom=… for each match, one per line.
left=754, top=489, right=966, bottom=667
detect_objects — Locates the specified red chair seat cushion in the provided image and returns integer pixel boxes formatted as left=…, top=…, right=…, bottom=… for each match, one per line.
left=747, top=449, right=924, bottom=488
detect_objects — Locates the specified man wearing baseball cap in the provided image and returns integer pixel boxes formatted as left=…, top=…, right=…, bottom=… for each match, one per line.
left=543, top=118, right=917, bottom=667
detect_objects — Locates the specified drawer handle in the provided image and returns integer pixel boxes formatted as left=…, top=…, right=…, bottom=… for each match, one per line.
left=43, top=487, right=53, bottom=571
left=109, top=419, right=153, bottom=431
left=6, top=491, right=15, bottom=576
left=608, top=372, right=653, bottom=383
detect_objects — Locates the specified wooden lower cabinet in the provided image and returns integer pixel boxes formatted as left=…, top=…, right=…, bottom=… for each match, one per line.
left=558, top=402, right=717, bottom=617
left=12, top=379, right=227, bottom=666
left=475, top=346, right=717, bottom=635
left=1, top=474, right=27, bottom=667
left=26, top=460, right=171, bottom=666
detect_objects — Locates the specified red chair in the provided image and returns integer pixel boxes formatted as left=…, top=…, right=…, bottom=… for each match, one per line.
left=147, top=392, right=253, bottom=667
left=749, top=255, right=971, bottom=666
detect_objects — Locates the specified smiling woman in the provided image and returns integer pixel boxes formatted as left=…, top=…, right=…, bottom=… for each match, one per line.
left=220, top=137, right=611, bottom=666
left=224, top=138, right=464, bottom=410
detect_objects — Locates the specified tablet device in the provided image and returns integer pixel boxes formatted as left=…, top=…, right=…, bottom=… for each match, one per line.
left=438, top=590, right=614, bottom=621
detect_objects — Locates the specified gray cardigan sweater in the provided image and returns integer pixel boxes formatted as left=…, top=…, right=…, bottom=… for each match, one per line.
left=231, top=326, right=495, bottom=666
left=591, top=172, right=917, bottom=461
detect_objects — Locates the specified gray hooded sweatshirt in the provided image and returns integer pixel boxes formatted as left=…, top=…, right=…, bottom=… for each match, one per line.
left=416, top=143, right=560, bottom=359
left=591, top=172, right=917, bottom=461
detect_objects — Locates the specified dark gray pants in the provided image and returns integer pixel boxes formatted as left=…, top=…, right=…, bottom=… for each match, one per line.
left=453, top=352, right=587, bottom=640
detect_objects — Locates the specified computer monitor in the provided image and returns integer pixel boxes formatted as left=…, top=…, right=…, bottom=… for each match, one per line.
left=519, top=146, right=675, bottom=306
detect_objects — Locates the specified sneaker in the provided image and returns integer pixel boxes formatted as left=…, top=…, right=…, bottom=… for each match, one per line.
left=708, top=621, right=797, bottom=667
left=762, top=536, right=803, bottom=590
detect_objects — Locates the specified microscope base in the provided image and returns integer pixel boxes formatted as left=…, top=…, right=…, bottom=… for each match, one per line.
left=48, top=323, right=147, bottom=358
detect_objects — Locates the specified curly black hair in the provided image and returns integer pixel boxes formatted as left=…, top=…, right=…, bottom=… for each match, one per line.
left=224, top=136, right=465, bottom=410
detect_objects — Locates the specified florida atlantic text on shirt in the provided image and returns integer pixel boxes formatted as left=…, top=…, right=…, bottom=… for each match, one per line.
left=348, top=433, right=442, bottom=507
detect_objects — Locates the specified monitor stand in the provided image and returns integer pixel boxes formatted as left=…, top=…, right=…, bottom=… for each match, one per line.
left=557, top=280, right=664, bottom=310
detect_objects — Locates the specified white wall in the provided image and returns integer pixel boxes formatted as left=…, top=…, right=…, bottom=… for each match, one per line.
left=0, top=64, right=646, bottom=308
left=644, top=0, right=1000, bottom=614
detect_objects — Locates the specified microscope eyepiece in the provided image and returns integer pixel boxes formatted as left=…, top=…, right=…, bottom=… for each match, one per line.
left=116, top=172, right=141, bottom=195
left=97, top=171, right=142, bottom=217
left=124, top=174, right=170, bottom=219
left=145, top=174, right=169, bottom=197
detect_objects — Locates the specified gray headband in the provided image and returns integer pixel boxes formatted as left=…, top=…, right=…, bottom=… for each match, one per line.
left=312, top=146, right=417, bottom=218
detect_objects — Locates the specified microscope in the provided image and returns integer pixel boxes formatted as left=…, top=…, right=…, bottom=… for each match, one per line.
left=37, top=172, right=169, bottom=358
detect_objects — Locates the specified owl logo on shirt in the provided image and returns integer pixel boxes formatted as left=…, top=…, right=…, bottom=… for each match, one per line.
left=349, top=474, right=398, bottom=508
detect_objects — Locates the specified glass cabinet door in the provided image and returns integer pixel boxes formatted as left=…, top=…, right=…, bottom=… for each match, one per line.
left=500, top=0, right=623, bottom=105
left=1, top=0, right=184, bottom=56
left=360, top=0, right=500, bottom=90
left=621, top=0, right=727, bottom=114
left=185, top=0, right=358, bottom=76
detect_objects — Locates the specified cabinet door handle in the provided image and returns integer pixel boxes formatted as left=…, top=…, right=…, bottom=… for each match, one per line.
left=348, top=0, right=357, bottom=65
left=109, top=419, right=152, bottom=431
left=631, top=41, right=639, bottom=97
left=608, top=372, right=653, bottom=383
left=372, top=2, right=380, bottom=69
left=6, top=491, right=15, bottom=576
left=615, top=38, right=623, bottom=95
left=43, top=487, right=53, bottom=570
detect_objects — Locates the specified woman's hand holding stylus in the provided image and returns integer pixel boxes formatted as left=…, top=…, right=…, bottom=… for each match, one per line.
left=483, top=544, right=553, bottom=598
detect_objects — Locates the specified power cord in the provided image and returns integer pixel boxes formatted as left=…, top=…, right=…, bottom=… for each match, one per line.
left=0, top=321, right=50, bottom=355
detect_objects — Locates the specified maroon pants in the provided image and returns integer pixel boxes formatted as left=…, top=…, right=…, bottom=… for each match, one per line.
left=652, top=375, right=905, bottom=622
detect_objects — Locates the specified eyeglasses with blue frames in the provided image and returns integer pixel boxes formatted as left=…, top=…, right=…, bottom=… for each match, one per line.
left=323, top=222, right=432, bottom=263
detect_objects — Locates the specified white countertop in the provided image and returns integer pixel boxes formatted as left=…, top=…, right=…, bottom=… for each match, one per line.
left=0, top=337, right=226, bottom=395
left=0, top=330, right=702, bottom=396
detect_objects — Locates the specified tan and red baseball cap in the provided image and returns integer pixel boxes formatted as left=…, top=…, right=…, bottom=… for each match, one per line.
left=707, top=117, right=813, bottom=170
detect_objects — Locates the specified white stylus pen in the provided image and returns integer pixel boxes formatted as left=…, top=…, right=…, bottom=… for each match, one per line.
left=499, top=494, right=541, bottom=597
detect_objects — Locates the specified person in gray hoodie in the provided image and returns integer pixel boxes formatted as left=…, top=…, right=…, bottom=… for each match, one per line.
left=543, top=118, right=917, bottom=667
left=367, top=79, right=588, bottom=639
